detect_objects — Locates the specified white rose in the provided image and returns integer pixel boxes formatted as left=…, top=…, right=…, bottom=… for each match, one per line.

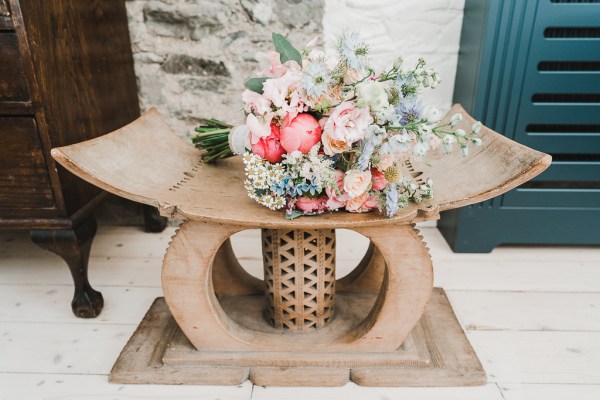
left=343, top=169, right=372, bottom=199
left=356, top=80, right=389, bottom=112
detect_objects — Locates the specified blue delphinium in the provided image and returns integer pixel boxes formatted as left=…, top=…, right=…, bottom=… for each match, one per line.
left=270, top=175, right=294, bottom=196
left=384, top=184, right=399, bottom=218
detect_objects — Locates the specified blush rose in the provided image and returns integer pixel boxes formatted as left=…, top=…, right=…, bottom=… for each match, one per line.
left=343, top=169, right=372, bottom=199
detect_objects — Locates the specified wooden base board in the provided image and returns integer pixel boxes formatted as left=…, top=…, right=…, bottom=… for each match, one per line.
left=110, top=288, right=486, bottom=387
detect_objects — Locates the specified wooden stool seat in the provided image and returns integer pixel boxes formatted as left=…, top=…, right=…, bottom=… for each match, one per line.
left=51, top=104, right=550, bottom=386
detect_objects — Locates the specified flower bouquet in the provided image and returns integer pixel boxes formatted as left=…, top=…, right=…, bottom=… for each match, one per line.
left=192, top=32, right=482, bottom=219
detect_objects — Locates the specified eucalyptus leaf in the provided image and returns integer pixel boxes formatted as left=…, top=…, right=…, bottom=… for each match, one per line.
left=285, top=210, right=304, bottom=220
left=272, top=33, right=302, bottom=65
left=245, top=77, right=268, bottom=94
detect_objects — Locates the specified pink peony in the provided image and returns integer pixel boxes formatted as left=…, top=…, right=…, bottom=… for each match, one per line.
left=345, top=192, right=380, bottom=213
left=251, top=124, right=285, bottom=163
left=280, top=113, right=322, bottom=154
left=371, top=169, right=389, bottom=191
left=325, top=169, right=348, bottom=210
left=343, top=169, right=372, bottom=199
left=321, top=102, right=373, bottom=155
left=296, top=196, right=328, bottom=213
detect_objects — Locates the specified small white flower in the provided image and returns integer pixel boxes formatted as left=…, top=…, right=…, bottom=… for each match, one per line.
left=450, top=113, right=463, bottom=127
left=472, top=138, right=482, bottom=146
left=472, top=121, right=482, bottom=134
left=412, top=142, right=429, bottom=157
left=422, top=104, right=442, bottom=123
left=455, top=129, right=466, bottom=137
left=442, top=134, right=456, bottom=144
left=460, top=145, right=469, bottom=157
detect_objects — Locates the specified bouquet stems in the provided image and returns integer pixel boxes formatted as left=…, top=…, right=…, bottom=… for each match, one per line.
left=192, top=119, right=234, bottom=163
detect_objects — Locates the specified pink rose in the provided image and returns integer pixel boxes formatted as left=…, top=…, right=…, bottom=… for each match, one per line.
left=343, top=169, right=372, bottom=199
left=296, top=196, right=328, bottom=213
left=321, top=102, right=372, bottom=155
left=251, top=124, right=285, bottom=163
left=280, top=113, right=322, bottom=154
left=345, top=192, right=380, bottom=213
left=371, top=169, right=388, bottom=191
left=325, top=169, right=348, bottom=210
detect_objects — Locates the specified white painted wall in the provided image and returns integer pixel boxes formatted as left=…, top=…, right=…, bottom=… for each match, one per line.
left=323, top=0, right=465, bottom=113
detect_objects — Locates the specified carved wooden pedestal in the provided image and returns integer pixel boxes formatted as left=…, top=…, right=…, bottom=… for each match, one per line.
left=51, top=105, right=551, bottom=386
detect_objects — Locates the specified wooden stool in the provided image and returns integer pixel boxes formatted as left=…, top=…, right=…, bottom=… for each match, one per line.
left=51, top=105, right=550, bottom=386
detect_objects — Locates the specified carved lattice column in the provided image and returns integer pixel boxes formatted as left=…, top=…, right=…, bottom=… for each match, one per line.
left=261, top=229, right=336, bottom=331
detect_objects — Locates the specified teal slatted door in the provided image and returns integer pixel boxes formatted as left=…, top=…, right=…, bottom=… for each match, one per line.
left=439, top=0, right=600, bottom=252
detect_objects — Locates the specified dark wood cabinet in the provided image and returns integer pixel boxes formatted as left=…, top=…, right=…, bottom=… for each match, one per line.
left=0, top=0, right=143, bottom=317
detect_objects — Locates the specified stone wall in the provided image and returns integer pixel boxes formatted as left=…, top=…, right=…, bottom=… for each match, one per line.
left=125, top=0, right=324, bottom=137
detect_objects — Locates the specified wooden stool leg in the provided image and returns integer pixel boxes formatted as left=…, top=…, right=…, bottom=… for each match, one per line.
left=142, top=205, right=168, bottom=233
left=31, top=216, right=103, bottom=318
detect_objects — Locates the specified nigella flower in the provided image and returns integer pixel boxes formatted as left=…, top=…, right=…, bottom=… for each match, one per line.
left=385, top=184, right=399, bottom=218
left=396, top=99, right=424, bottom=126
left=339, top=31, right=369, bottom=70
left=301, top=62, right=331, bottom=98
left=396, top=73, right=417, bottom=100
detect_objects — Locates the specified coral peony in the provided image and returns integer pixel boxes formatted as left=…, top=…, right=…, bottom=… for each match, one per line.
left=280, top=113, right=322, bottom=154
left=371, top=169, right=389, bottom=190
left=251, top=124, right=285, bottom=163
left=345, top=192, right=380, bottom=213
left=295, top=196, right=328, bottom=213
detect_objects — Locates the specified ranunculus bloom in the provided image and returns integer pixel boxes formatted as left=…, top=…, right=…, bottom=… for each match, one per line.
left=343, top=169, right=372, bottom=199
left=346, top=192, right=380, bottom=213
left=321, top=102, right=372, bottom=155
left=296, top=196, right=328, bottom=213
left=251, top=124, right=285, bottom=163
left=280, top=113, right=322, bottom=154
left=356, top=80, right=389, bottom=112
left=371, top=169, right=388, bottom=191
left=325, top=169, right=348, bottom=210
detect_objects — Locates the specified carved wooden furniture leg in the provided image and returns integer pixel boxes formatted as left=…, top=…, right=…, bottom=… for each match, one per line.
left=142, top=205, right=168, bottom=233
left=31, top=216, right=103, bottom=318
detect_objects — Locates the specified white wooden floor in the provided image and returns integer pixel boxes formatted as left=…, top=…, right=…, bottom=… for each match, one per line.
left=0, top=225, right=599, bottom=400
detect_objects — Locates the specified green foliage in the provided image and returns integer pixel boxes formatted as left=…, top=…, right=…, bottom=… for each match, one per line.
left=272, top=33, right=302, bottom=65
left=245, top=77, right=268, bottom=94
